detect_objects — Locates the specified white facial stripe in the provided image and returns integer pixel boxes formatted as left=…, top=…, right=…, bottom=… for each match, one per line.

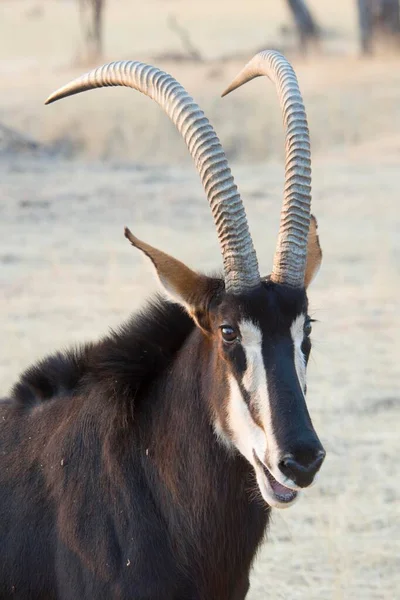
left=227, top=373, right=266, bottom=464
left=238, top=320, right=281, bottom=469
left=290, top=314, right=307, bottom=392
left=223, top=317, right=311, bottom=508
left=225, top=317, right=308, bottom=469
left=227, top=372, right=301, bottom=508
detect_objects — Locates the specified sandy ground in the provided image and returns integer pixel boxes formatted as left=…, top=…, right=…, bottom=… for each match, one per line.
left=1, top=1, right=400, bottom=599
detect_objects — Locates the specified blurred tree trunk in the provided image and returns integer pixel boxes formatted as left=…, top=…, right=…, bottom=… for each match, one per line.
left=380, top=0, right=400, bottom=35
left=357, top=0, right=374, bottom=54
left=79, top=0, right=105, bottom=64
left=285, top=0, right=320, bottom=53
left=357, top=0, right=400, bottom=55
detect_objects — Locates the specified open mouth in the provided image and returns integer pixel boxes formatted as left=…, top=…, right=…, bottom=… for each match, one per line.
left=253, top=451, right=298, bottom=506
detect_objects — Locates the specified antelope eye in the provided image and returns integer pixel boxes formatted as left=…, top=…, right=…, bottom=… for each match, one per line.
left=304, top=318, right=312, bottom=337
left=220, top=325, right=238, bottom=343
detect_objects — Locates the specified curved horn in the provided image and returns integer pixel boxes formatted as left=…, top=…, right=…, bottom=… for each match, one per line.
left=45, top=61, right=260, bottom=294
left=222, top=50, right=311, bottom=288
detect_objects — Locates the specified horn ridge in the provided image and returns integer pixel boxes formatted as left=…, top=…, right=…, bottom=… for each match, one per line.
left=222, top=50, right=312, bottom=287
left=45, top=60, right=261, bottom=293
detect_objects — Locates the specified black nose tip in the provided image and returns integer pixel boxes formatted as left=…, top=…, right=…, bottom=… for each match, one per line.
left=279, top=448, right=326, bottom=488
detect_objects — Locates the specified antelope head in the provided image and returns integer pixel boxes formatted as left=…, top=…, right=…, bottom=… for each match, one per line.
left=46, top=50, right=325, bottom=508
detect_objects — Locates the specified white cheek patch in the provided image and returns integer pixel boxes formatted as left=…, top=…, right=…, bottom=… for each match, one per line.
left=227, top=374, right=266, bottom=464
left=225, top=317, right=308, bottom=472
left=226, top=320, right=281, bottom=469
left=240, top=322, right=267, bottom=398
left=290, top=314, right=307, bottom=392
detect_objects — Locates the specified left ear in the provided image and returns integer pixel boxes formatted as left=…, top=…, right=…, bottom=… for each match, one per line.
left=124, top=228, right=222, bottom=332
left=304, top=214, right=322, bottom=288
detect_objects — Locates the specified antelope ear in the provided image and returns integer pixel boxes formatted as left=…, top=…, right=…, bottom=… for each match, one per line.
left=304, top=215, right=322, bottom=288
left=124, top=228, right=222, bottom=331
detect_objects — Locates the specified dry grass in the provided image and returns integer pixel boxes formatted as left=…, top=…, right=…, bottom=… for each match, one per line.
left=2, top=0, right=400, bottom=164
left=1, top=1, right=399, bottom=599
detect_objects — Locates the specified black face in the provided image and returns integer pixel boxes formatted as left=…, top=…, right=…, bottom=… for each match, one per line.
left=210, top=280, right=307, bottom=373
left=207, top=280, right=325, bottom=508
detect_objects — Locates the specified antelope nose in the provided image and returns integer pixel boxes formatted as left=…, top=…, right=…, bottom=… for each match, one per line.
left=279, top=448, right=326, bottom=488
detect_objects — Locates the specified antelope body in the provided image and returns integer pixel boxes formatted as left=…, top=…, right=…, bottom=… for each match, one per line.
left=0, top=51, right=326, bottom=599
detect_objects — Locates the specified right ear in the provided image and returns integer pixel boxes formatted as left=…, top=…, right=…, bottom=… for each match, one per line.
left=124, top=228, right=223, bottom=332
left=304, top=215, right=322, bottom=289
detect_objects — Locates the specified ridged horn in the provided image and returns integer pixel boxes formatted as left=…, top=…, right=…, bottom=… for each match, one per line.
left=222, top=50, right=312, bottom=288
left=45, top=61, right=260, bottom=294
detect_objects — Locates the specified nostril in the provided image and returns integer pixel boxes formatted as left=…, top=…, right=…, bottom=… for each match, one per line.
left=279, top=456, right=302, bottom=480
left=279, top=448, right=326, bottom=488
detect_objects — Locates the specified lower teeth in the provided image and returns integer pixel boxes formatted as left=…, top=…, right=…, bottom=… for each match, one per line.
left=253, top=452, right=297, bottom=503
left=265, top=469, right=297, bottom=502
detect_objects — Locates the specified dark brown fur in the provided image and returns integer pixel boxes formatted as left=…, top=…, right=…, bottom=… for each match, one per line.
left=0, top=221, right=324, bottom=599
left=0, top=295, right=268, bottom=600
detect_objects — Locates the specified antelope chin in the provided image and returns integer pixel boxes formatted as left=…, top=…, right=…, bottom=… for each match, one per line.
left=253, top=451, right=299, bottom=509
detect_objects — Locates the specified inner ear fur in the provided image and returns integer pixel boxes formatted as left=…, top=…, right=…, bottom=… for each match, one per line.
left=124, top=228, right=223, bottom=331
left=304, top=214, right=322, bottom=288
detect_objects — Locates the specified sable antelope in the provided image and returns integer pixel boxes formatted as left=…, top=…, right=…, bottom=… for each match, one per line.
left=0, top=50, right=325, bottom=599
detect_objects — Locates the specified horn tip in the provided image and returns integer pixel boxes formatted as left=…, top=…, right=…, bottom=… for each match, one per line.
left=221, top=86, right=232, bottom=98
left=221, top=80, right=240, bottom=98
left=221, top=69, right=258, bottom=98
left=124, top=227, right=138, bottom=246
left=44, top=89, right=64, bottom=105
